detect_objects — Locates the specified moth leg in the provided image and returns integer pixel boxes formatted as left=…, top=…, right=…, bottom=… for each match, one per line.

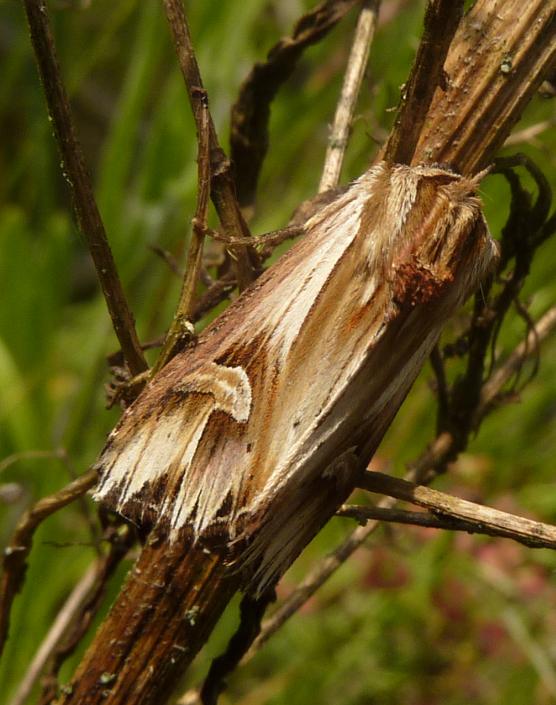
left=204, top=224, right=304, bottom=249
left=322, top=447, right=362, bottom=491
left=106, top=368, right=151, bottom=409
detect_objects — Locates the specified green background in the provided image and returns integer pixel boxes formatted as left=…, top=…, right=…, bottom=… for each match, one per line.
left=1, top=1, right=556, bottom=703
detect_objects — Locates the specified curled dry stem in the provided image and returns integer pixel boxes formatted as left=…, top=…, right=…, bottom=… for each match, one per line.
left=230, top=0, right=362, bottom=209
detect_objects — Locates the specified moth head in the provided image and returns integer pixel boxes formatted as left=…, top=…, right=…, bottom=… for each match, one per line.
left=390, top=164, right=499, bottom=309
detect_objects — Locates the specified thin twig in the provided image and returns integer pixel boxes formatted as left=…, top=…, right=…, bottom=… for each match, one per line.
left=338, top=503, right=556, bottom=548
left=37, top=525, right=136, bottom=705
left=154, top=92, right=211, bottom=372
left=383, top=0, right=465, bottom=165
left=149, top=245, right=183, bottom=278
left=208, top=225, right=304, bottom=249
left=504, top=120, right=555, bottom=147
left=8, top=564, right=98, bottom=705
left=319, top=0, right=380, bottom=192
left=22, top=0, right=147, bottom=376
left=477, top=304, right=556, bottom=419
left=0, top=469, right=98, bottom=657
left=161, top=0, right=260, bottom=290
left=338, top=503, right=451, bottom=526
left=356, top=472, right=556, bottom=550
left=0, top=449, right=65, bottom=474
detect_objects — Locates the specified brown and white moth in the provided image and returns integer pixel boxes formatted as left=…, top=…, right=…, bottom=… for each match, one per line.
left=94, top=161, right=498, bottom=593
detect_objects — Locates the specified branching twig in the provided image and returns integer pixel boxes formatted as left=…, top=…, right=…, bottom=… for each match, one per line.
left=22, top=0, right=147, bottom=376
left=319, top=0, right=380, bottom=191
left=383, top=0, right=464, bottom=165
left=0, top=469, right=97, bottom=657
left=161, top=0, right=260, bottom=290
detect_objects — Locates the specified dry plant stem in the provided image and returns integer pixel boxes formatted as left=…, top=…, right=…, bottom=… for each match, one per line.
left=413, top=0, right=556, bottom=172
left=383, top=0, right=465, bottom=165
left=355, top=472, right=556, bottom=549
left=319, top=0, right=380, bottom=192
left=21, top=0, right=147, bottom=377
left=154, top=98, right=210, bottom=373
left=230, top=0, right=361, bottom=208
left=0, top=469, right=97, bottom=657
left=56, top=541, right=240, bottom=705
left=8, top=564, right=98, bottom=705
left=161, top=0, right=258, bottom=290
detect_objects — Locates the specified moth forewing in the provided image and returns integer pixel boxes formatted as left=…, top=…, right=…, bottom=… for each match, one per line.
left=94, top=162, right=498, bottom=591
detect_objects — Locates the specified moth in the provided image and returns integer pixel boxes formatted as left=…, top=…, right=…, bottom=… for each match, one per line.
left=94, top=161, right=498, bottom=593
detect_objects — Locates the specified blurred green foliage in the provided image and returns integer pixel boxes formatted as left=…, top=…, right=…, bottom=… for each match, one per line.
left=0, top=1, right=555, bottom=704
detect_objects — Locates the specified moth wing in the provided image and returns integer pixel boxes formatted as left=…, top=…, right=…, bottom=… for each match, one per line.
left=93, top=361, right=252, bottom=535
